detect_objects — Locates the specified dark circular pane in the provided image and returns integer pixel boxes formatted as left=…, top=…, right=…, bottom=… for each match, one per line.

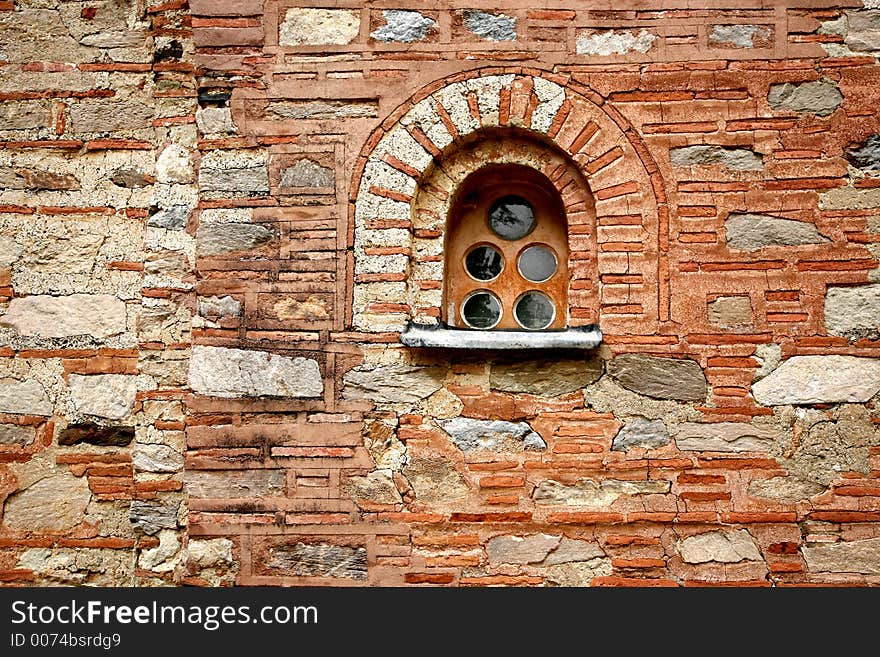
left=518, top=245, right=557, bottom=283
left=488, top=195, right=536, bottom=241
left=465, top=245, right=503, bottom=281
left=514, top=291, right=555, bottom=330
left=462, top=291, right=502, bottom=329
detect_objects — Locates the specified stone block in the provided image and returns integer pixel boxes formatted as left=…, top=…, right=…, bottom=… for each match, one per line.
left=678, top=530, right=762, bottom=564
left=0, top=294, right=126, bottom=339
left=439, top=417, right=546, bottom=452
left=69, top=374, right=137, bottom=420
left=725, top=214, right=827, bottom=250
left=607, top=354, right=707, bottom=402
left=489, top=358, right=603, bottom=397
left=824, top=284, right=880, bottom=340
left=751, top=355, right=880, bottom=405
left=768, top=78, right=843, bottom=116
left=576, top=29, right=657, bottom=55
left=670, top=145, right=763, bottom=170
left=3, top=473, right=91, bottom=531
left=279, top=8, right=360, bottom=46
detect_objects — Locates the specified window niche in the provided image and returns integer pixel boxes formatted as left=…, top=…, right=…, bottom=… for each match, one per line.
left=445, top=164, right=569, bottom=331
left=399, top=133, right=602, bottom=350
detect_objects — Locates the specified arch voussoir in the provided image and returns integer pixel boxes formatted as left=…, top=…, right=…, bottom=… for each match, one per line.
left=350, top=68, right=665, bottom=335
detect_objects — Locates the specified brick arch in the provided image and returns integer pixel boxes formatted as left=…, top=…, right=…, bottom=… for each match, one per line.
left=349, top=67, right=667, bottom=336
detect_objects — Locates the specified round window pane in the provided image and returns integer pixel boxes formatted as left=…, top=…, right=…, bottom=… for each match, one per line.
left=465, top=245, right=503, bottom=281
left=488, top=195, right=536, bottom=241
left=518, top=245, right=557, bottom=283
left=514, top=291, right=555, bottom=330
left=462, top=291, right=502, bottom=330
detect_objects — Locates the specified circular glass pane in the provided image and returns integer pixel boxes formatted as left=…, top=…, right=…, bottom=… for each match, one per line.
left=465, top=245, right=503, bottom=281
left=488, top=195, right=536, bottom=241
left=514, top=291, right=555, bottom=330
left=461, top=291, right=502, bottom=330
left=518, top=245, right=557, bottom=283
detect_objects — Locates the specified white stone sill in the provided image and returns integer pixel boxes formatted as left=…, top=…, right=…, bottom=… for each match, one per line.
left=399, top=323, right=603, bottom=350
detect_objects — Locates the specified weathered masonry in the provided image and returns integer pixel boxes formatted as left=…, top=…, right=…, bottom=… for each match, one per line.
left=1, top=0, right=880, bottom=587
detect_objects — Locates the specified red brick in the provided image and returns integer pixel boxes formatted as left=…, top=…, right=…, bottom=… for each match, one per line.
left=591, top=576, right=679, bottom=587
left=721, top=512, right=797, bottom=523
left=404, top=573, right=455, bottom=584
left=808, top=511, right=880, bottom=522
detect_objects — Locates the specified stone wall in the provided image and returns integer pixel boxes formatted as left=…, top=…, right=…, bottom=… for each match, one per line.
left=1, top=0, right=880, bottom=587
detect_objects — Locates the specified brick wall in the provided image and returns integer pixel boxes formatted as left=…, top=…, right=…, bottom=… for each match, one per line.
left=1, top=0, right=880, bottom=586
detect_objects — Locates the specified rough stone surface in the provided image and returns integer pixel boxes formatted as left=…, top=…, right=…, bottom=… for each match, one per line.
left=489, top=358, right=603, bottom=396
left=576, top=29, right=656, bottom=55
left=768, top=78, right=843, bottom=116
left=487, top=534, right=560, bottom=565
left=669, top=145, right=763, bottom=170
left=725, top=214, right=828, bottom=250
left=533, top=478, right=670, bottom=507
left=0, top=100, right=52, bottom=130
left=612, top=417, right=670, bottom=451
left=187, top=538, right=234, bottom=569
left=148, top=206, right=189, bottom=230
left=69, top=99, right=153, bottom=134
left=545, top=559, right=613, bottom=586
left=195, top=222, right=275, bottom=256
left=266, top=542, right=367, bottom=580
left=267, top=100, right=378, bottom=120
left=803, top=537, right=880, bottom=574
left=371, top=10, right=435, bottom=43
left=138, top=531, right=181, bottom=572
left=342, top=365, right=445, bottom=404
left=544, top=538, right=605, bottom=565
left=786, top=405, right=878, bottom=486
left=17, top=547, right=135, bottom=586
left=58, top=423, right=134, bottom=447
left=110, top=167, right=152, bottom=188
left=3, top=473, right=91, bottom=531
left=279, top=8, right=360, bottom=46
left=0, top=424, right=35, bottom=446
left=196, top=107, right=236, bottom=135
left=0, top=294, right=126, bottom=338
left=607, top=354, right=708, bottom=402
left=845, top=134, right=880, bottom=171
left=708, top=24, right=772, bottom=48
left=155, top=144, right=193, bottom=184
left=0, top=378, right=52, bottom=416
left=751, top=355, right=880, bottom=405
left=846, top=10, right=880, bottom=51
left=402, top=455, right=468, bottom=503
left=439, top=417, right=546, bottom=452
left=198, top=295, right=242, bottom=318
left=463, top=10, right=516, bottom=41
left=132, top=444, right=185, bottom=473
left=69, top=374, right=137, bottom=420
left=824, top=284, right=880, bottom=340
left=185, top=470, right=285, bottom=498
left=675, top=422, right=777, bottom=452
left=189, top=345, right=323, bottom=398
left=342, top=470, right=402, bottom=506
left=819, top=186, right=880, bottom=210
left=280, top=159, right=334, bottom=189
left=753, top=343, right=782, bottom=381
left=707, top=296, right=753, bottom=328
left=130, top=500, right=180, bottom=535
left=0, top=167, right=79, bottom=190
left=748, top=476, right=824, bottom=502
left=198, top=151, right=269, bottom=197
left=678, top=530, right=762, bottom=564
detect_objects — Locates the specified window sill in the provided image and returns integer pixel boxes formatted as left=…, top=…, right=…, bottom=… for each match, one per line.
left=399, top=323, right=602, bottom=350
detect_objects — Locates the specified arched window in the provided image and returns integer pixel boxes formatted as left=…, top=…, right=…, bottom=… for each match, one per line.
left=445, top=164, right=569, bottom=331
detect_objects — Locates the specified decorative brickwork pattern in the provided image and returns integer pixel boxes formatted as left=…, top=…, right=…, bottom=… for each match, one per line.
left=1, top=0, right=880, bottom=587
